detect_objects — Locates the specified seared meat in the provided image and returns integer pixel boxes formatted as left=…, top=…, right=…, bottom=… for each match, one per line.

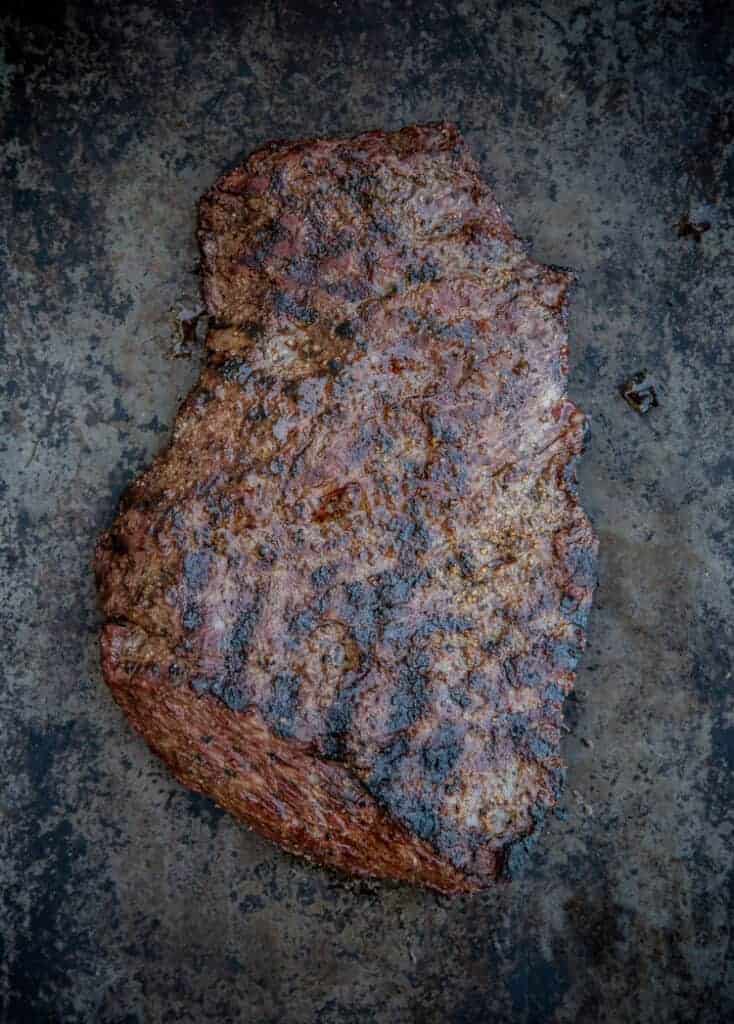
left=95, top=122, right=597, bottom=893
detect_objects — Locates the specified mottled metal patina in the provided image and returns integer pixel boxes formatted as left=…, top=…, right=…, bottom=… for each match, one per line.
left=2, top=1, right=733, bottom=1021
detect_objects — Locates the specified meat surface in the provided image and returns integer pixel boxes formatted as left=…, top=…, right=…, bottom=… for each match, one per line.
left=95, top=123, right=597, bottom=893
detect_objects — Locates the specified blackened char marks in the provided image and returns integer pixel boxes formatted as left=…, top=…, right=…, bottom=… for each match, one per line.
left=273, top=291, right=318, bottom=325
left=311, top=563, right=337, bottom=589
left=344, top=580, right=379, bottom=652
left=390, top=652, right=430, bottom=732
left=369, top=736, right=439, bottom=844
left=267, top=672, right=301, bottom=737
left=322, top=678, right=362, bottom=760
left=223, top=684, right=247, bottom=712
left=226, top=591, right=262, bottom=676
left=181, top=550, right=213, bottom=632
left=422, top=725, right=464, bottom=784
left=96, top=122, right=597, bottom=895
left=183, top=550, right=213, bottom=590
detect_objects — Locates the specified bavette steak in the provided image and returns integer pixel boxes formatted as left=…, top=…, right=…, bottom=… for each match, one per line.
left=95, top=122, right=597, bottom=894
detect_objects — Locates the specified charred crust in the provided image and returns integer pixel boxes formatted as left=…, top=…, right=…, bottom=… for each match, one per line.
left=97, top=122, right=596, bottom=894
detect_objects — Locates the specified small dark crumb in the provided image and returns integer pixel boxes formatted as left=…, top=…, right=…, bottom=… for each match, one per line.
left=676, top=213, right=711, bottom=243
left=620, top=371, right=658, bottom=414
left=335, top=320, right=355, bottom=338
left=168, top=305, right=207, bottom=358
left=109, top=532, right=128, bottom=556
left=244, top=320, right=265, bottom=341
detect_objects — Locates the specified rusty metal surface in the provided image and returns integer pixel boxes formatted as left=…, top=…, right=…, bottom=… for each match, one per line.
left=1, top=2, right=733, bottom=1021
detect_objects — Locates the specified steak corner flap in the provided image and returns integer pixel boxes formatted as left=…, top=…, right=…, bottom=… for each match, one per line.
left=95, top=122, right=597, bottom=893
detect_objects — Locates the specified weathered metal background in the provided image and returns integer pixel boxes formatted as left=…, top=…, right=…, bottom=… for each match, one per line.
left=2, top=2, right=733, bottom=1021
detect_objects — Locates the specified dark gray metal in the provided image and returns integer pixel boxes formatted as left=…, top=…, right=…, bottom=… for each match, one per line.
left=2, top=2, right=732, bottom=1021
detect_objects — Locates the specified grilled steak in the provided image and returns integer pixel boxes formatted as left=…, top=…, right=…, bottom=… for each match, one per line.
left=95, top=123, right=597, bottom=893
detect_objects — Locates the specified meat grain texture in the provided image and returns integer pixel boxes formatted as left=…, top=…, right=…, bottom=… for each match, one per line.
left=95, top=123, right=597, bottom=894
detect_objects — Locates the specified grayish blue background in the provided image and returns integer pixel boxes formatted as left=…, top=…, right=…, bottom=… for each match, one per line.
left=1, top=2, right=733, bottom=1021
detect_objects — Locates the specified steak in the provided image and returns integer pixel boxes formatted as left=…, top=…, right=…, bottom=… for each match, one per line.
left=95, top=122, right=597, bottom=894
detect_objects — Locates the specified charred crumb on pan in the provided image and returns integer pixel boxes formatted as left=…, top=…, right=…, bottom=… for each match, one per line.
left=676, top=212, right=711, bottom=242
left=620, top=371, right=658, bottom=414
